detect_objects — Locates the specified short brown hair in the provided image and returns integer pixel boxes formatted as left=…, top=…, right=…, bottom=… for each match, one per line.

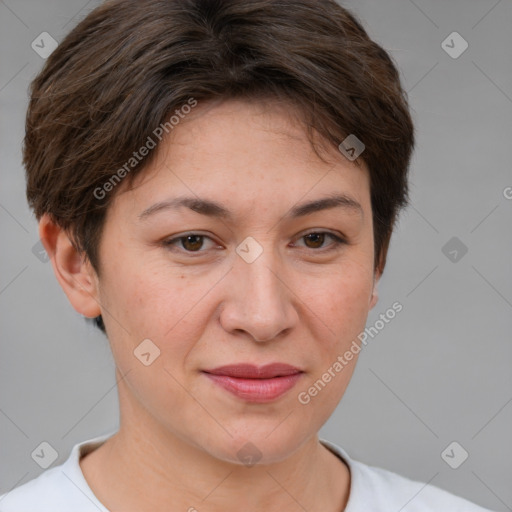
left=24, top=0, right=415, bottom=334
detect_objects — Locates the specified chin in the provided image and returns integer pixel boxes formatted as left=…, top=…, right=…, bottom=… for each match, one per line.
left=204, top=426, right=312, bottom=467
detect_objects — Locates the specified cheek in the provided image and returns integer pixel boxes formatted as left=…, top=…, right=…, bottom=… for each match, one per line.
left=335, top=274, right=372, bottom=329
left=309, top=261, right=374, bottom=340
left=295, top=264, right=373, bottom=412
left=100, top=261, right=217, bottom=361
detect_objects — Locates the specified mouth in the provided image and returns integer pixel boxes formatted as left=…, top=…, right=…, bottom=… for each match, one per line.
left=202, top=363, right=304, bottom=403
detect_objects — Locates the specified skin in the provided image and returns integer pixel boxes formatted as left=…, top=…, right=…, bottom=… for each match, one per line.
left=40, top=98, right=382, bottom=512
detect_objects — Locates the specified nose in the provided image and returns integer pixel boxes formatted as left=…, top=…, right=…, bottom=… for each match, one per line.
left=219, top=246, right=298, bottom=343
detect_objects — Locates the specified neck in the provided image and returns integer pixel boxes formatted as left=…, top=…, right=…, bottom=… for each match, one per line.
left=80, top=388, right=351, bottom=511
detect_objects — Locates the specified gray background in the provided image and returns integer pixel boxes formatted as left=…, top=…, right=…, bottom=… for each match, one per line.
left=0, top=0, right=511, bottom=510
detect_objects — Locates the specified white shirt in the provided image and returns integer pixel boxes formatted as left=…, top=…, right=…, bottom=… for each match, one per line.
left=0, top=431, right=496, bottom=511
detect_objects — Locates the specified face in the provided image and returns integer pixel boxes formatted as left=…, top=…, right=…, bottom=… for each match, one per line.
left=70, top=98, right=379, bottom=464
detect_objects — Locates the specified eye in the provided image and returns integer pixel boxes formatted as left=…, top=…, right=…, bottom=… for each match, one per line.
left=162, top=230, right=346, bottom=256
left=294, top=231, right=347, bottom=251
left=163, top=233, right=218, bottom=254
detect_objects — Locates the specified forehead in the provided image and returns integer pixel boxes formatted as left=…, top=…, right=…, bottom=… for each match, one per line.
left=111, top=98, right=371, bottom=220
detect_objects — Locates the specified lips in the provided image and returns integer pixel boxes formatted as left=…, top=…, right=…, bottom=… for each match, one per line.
left=202, top=363, right=303, bottom=402
left=204, top=363, right=302, bottom=379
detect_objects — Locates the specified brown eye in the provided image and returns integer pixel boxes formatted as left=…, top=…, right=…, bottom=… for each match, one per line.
left=303, top=232, right=326, bottom=249
left=295, top=231, right=346, bottom=251
left=163, top=233, right=216, bottom=254
left=181, top=234, right=204, bottom=252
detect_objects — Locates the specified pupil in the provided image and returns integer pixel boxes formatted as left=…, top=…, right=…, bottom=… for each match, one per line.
left=184, top=235, right=202, bottom=251
left=306, top=233, right=324, bottom=248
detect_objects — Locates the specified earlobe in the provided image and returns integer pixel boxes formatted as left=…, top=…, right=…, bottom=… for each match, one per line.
left=369, top=271, right=381, bottom=310
left=369, top=288, right=378, bottom=309
left=39, top=214, right=101, bottom=319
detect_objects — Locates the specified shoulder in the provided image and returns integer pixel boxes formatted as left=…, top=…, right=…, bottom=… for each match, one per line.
left=0, top=464, right=90, bottom=511
left=320, top=438, right=496, bottom=512
left=0, top=433, right=114, bottom=512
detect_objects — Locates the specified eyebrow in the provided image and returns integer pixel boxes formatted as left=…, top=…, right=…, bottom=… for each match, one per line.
left=138, top=193, right=363, bottom=222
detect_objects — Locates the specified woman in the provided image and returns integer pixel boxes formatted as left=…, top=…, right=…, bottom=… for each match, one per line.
left=0, top=0, right=496, bottom=510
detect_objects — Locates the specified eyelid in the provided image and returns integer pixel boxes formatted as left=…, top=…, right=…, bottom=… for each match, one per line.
left=162, top=232, right=220, bottom=252
left=292, top=230, right=347, bottom=249
left=296, top=228, right=346, bottom=240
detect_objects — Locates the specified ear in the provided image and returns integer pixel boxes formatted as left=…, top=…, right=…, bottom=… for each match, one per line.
left=369, top=268, right=381, bottom=310
left=38, top=214, right=101, bottom=319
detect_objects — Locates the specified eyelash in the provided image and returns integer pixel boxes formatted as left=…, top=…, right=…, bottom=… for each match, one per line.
left=162, top=231, right=347, bottom=255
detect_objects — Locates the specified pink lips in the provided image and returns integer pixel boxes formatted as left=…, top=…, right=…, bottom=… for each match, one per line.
left=203, top=363, right=303, bottom=402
